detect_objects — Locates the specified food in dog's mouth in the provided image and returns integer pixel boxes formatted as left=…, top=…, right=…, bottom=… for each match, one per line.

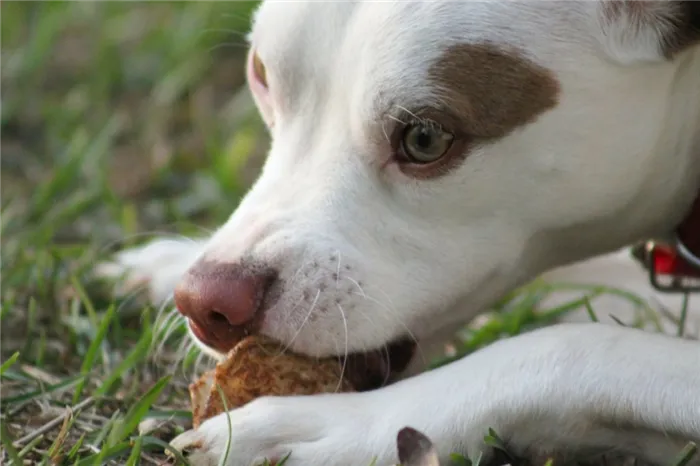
left=190, top=335, right=416, bottom=428
left=190, top=335, right=352, bottom=428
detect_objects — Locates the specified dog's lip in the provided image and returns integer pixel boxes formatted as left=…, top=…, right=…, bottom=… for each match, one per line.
left=188, top=319, right=208, bottom=341
left=187, top=318, right=237, bottom=354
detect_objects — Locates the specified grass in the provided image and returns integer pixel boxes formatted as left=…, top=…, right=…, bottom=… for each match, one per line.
left=2, top=2, right=264, bottom=464
left=0, top=2, right=696, bottom=465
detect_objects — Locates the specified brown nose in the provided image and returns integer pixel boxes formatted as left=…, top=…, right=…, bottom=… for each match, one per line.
left=174, top=261, right=277, bottom=352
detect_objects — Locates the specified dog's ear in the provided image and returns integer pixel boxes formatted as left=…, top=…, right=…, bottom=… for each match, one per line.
left=396, top=427, right=440, bottom=466
left=598, top=1, right=700, bottom=63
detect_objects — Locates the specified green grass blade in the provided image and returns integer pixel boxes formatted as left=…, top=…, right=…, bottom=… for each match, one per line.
left=449, top=453, right=472, bottom=466
left=69, top=441, right=132, bottom=466
left=670, top=442, right=697, bottom=466
left=93, top=323, right=153, bottom=397
left=483, top=428, right=515, bottom=463
left=17, top=435, right=45, bottom=459
left=2, top=374, right=86, bottom=405
left=215, top=383, right=234, bottom=466
left=109, top=375, right=171, bottom=446
left=70, top=275, right=99, bottom=328
left=73, top=303, right=116, bottom=403
left=0, top=351, right=20, bottom=376
left=124, top=436, right=143, bottom=466
left=138, top=436, right=191, bottom=465
left=583, top=297, right=599, bottom=322
left=0, top=422, right=22, bottom=465
left=66, top=433, right=86, bottom=459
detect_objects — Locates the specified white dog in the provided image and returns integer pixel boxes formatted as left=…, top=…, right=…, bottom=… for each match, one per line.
left=99, top=1, right=700, bottom=465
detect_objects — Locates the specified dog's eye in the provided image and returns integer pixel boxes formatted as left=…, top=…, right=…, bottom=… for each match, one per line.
left=400, top=123, right=455, bottom=164
left=251, top=51, right=268, bottom=88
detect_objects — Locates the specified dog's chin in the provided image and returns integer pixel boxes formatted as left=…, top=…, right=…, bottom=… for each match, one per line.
left=186, top=322, right=417, bottom=391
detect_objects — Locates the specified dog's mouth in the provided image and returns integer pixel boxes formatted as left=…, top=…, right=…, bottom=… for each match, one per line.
left=341, top=338, right=417, bottom=390
left=187, top=318, right=416, bottom=391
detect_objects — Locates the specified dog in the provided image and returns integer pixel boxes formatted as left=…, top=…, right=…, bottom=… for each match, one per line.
left=98, top=1, right=700, bottom=465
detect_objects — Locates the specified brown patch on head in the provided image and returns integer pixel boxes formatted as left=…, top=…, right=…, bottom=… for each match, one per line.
left=428, top=43, right=560, bottom=141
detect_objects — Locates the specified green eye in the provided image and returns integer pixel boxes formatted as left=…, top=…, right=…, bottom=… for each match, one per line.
left=401, top=123, right=454, bottom=164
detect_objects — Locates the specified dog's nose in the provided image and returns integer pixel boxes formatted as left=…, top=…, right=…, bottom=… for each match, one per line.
left=174, top=261, right=277, bottom=351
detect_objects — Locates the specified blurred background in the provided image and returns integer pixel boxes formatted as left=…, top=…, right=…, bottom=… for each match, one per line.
left=1, top=2, right=272, bottom=463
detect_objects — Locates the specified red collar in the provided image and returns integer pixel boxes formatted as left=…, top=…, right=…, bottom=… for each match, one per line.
left=634, top=191, right=700, bottom=292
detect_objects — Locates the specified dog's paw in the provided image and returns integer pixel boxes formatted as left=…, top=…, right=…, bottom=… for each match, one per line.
left=95, top=237, right=205, bottom=304
left=169, top=394, right=389, bottom=466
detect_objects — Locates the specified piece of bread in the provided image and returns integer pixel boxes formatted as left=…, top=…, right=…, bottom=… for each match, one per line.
left=190, top=335, right=355, bottom=428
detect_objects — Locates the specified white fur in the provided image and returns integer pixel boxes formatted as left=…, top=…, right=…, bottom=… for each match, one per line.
left=99, top=1, right=700, bottom=464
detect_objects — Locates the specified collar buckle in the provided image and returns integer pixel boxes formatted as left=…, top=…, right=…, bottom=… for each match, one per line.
left=633, top=240, right=700, bottom=293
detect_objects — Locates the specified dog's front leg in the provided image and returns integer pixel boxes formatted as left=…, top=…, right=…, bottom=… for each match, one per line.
left=387, top=322, right=699, bottom=464
left=170, top=323, right=699, bottom=466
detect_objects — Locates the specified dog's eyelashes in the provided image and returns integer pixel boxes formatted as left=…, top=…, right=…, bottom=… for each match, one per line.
left=387, top=111, right=470, bottom=179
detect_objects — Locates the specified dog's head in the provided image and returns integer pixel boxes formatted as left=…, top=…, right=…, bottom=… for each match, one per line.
left=175, top=1, right=700, bottom=366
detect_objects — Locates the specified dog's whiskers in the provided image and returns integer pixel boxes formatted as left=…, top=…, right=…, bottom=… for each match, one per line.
left=386, top=114, right=405, bottom=126
left=216, top=13, right=255, bottom=30
left=375, top=285, right=423, bottom=346
left=346, top=276, right=418, bottom=345
left=152, top=290, right=175, bottom=319
left=111, top=282, right=151, bottom=317
left=153, top=308, right=187, bottom=359
left=334, top=302, right=350, bottom=393
left=345, top=278, right=426, bottom=368
left=151, top=293, right=182, bottom=343
left=380, top=120, right=391, bottom=144
left=276, top=289, right=321, bottom=357
left=162, top=332, right=194, bottom=376
left=201, top=27, right=251, bottom=38
left=208, top=42, right=250, bottom=54
left=289, top=255, right=314, bottom=288
left=380, top=343, right=392, bottom=387
left=344, top=276, right=367, bottom=299
left=190, top=349, right=212, bottom=381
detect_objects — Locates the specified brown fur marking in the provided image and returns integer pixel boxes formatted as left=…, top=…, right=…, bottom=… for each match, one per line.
left=428, top=43, right=560, bottom=141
